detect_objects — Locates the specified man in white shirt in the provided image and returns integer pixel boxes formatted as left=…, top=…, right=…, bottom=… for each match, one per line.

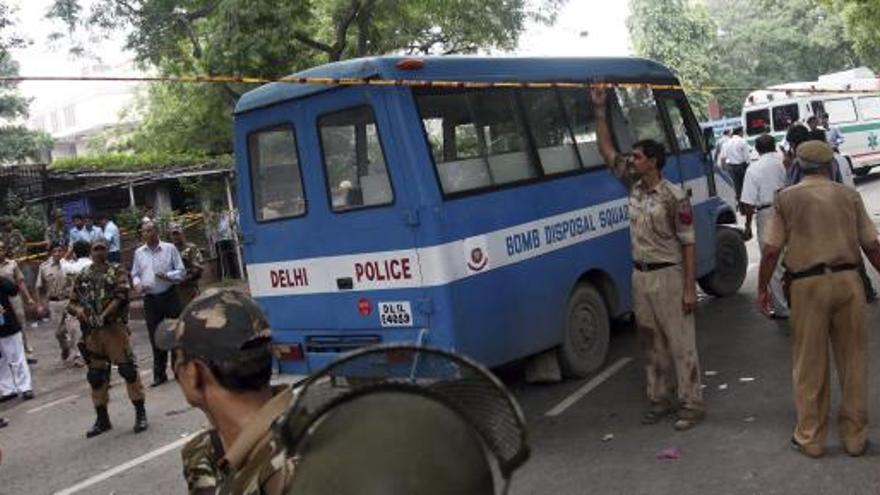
left=740, top=133, right=789, bottom=319
left=720, top=127, right=752, bottom=202
left=131, top=222, right=186, bottom=386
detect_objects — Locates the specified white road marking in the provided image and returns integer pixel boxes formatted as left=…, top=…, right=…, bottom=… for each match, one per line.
left=26, top=394, right=79, bottom=414
left=53, top=434, right=197, bottom=495
left=545, top=357, right=633, bottom=417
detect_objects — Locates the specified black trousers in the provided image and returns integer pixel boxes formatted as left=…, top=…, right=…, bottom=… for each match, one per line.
left=144, top=289, right=182, bottom=379
left=727, top=162, right=748, bottom=201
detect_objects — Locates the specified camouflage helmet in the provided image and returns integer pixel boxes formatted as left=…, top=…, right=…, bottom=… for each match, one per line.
left=155, top=289, right=272, bottom=371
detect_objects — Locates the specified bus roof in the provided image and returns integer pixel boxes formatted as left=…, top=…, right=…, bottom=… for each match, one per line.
left=235, top=56, right=677, bottom=115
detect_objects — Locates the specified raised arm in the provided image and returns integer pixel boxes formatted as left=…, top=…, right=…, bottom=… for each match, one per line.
left=590, top=86, right=632, bottom=188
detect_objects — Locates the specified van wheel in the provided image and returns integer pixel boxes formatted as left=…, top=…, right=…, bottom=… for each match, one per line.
left=698, top=226, right=747, bottom=297
left=558, top=284, right=610, bottom=379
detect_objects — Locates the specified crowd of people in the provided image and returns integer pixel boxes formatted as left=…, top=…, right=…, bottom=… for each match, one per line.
left=0, top=212, right=204, bottom=440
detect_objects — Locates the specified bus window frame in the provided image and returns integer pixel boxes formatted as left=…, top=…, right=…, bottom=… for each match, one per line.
left=654, top=89, right=702, bottom=154
left=745, top=107, right=771, bottom=136
left=315, top=103, right=398, bottom=215
left=771, top=103, right=800, bottom=133
left=413, top=86, right=609, bottom=201
left=246, top=123, right=308, bottom=224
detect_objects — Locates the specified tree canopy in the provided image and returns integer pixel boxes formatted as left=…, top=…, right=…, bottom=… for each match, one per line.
left=49, top=0, right=565, bottom=154
left=0, top=4, right=52, bottom=163
left=628, top=0, right=866, bottom=118
left=823, top=0, right=880, bottom=69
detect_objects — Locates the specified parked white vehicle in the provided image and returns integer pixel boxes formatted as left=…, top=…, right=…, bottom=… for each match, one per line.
left=742, top=67, right=880, bottom=175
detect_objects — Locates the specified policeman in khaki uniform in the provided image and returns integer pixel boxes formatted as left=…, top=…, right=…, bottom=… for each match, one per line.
left=36, top=241, right=79, bottom=364
left=68, top=238, right=148, bottom=438
left=170, top=222, right=204, bottom=309
left=759, top=140, right=880, bottom=458
left=155, top=289, right=295, bottom=494
left=592, top=87, right=704, bottom=430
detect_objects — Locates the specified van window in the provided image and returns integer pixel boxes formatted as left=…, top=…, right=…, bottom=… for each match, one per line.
left=745, top=109, right=770, bottom=136
left=659, top=97, right=699, bottom=150
left=319, top=106, right=393, bottom=212
left=771, top=104, right=799, bottom=132
left=824, top=98, right=857, bottom=124
left=859, top=96, right=880, bottom=121
left=415, top=89, right=540, bottom=195
left=520, top=90, right=581, bottom=174
left=248, top=126, right=306, bottom=222
left=616, top=87, right=669, bottom=149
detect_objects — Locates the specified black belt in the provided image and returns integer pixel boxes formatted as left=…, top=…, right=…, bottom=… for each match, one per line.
left=756, top=204, right=773, bottom=211
left=787, top=263, right=858, bottom=281
left=144, top=288, right=175, bottom=298
left=729, top=162, right=748, bottom=167
left=633, top=261, right=676, bottom=272
left=48, top=297, right=65, bottom=302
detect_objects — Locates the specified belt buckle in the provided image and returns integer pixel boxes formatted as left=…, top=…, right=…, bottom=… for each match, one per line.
left=636, top=261, right=647, bottom=271
left=823, top=265, right=832, bottom=274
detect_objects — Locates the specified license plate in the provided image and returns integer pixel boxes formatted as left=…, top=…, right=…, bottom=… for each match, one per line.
left=378, top=301, right=413, bottom=327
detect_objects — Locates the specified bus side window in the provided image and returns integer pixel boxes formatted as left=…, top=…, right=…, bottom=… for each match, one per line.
left=557, top=89, right=604, bottom=168
left=248, top=126, right=306, bottom=222
left=415, top=89, right=539, bottom=194
left=319, top=106, right=393, bottom=212
left=772, top=103, right=799, bottom=132
left=614, top=87, right=670, bottom=151
left=659, top=97, right=699, bottom=151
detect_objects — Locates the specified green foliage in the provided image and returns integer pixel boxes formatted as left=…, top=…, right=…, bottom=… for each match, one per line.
left=48, top=0, right=565, bottom=155
left=628, top=0, right=864, bottom=118
left=114, top=206, right=143, bottom=234
left=3, top=194, right=44, bottom=243
left=628, top=0, right=720, bottom=119
left=49, top=151, right=233, bottom=172
left=822, top=0, right=880, bottom=68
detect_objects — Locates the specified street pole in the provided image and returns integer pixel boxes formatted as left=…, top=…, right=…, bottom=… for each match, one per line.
left=224, top=173, right=246, bottom=281
left=128, top=183, right=136, bottom=208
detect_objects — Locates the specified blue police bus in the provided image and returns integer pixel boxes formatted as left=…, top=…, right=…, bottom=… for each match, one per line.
left=233, top=56, right=746, bottom=377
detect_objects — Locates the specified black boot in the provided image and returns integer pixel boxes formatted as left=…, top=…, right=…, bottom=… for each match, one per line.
left=86, top=406, right=112, bottom=438
left=133, top=400, right=148, bottom=434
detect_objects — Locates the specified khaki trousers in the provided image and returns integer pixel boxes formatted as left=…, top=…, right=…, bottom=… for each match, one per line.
left=633, top=266, right=704, bottom=414
left=85, top=324, right=145, bottom=407
left=49, top=300, right=80, bottom=356
left=789, top=270, right=867, bottom=455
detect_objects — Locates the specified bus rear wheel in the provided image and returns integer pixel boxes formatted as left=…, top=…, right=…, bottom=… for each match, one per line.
left=698, top=226, right=747, bottom=297
left=558, top=284, right=610, bottom=379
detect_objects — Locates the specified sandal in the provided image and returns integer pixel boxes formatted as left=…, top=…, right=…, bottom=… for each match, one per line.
left=641, top=408, right=672, bottom=425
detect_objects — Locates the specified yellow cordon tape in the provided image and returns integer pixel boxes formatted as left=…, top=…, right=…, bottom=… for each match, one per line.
left=2, top=74, right=879, bottom=95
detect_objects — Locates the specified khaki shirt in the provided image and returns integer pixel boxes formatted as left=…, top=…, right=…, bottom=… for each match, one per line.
left=217, top=386, right=295, bottom=495
left=0, top=259, right=24, bottom=286
left=37, top=259, right=68, bottom=300
left=610, top=155, right=695, bottom=263
left=765, top=175, right=878, bottom=272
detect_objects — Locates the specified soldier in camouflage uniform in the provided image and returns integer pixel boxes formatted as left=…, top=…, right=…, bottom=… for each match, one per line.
left=170, top=223, right=204, bottom=309
left=0, top=217, right=27, bottom=260
left=45, top=209, right=68, bottom=247
left=156, top=289, right=295, bottom=494
left=67, top=238, right=148, bottom=438
left=592, top=87, right=705, bottom=431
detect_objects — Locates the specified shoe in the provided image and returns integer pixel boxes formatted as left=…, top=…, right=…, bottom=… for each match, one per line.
left=674, top=418, right=699, bottom=431
left=789, top=436, right=824, bottom=458
left=0, top=417, right=8, bottom=429
left=641, top=406, right=673, bottom=425
left=26, top=357, right=38, bottom=365
left=21, top=391, right=34, bottom=401
left=86, top=406, right=112, bottom=438
left=150, top=376, right=168, bottom=388
left=844, top=440, right=868, bottom=457
left=133, top=400, right=148, bottom=434
left=0, top=393, right=18, bottom=403
left=768, top=311, right=789, bottom=320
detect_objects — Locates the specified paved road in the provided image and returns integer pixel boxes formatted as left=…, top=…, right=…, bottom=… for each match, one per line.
left=4, top=175, right=880, bottom=494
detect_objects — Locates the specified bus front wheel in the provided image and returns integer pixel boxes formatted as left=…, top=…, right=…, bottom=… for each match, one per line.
left=559, top=284, right=610, bottom=379
left=698, top=226, right=747, bottom=297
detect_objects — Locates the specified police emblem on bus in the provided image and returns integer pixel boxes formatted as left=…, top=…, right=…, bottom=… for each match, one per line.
left=467, top=247, right=488, bottom=272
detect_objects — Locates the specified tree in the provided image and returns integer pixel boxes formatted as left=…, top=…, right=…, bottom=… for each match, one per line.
left=628, top=0, right=863, bottom=118
left=822, top=0, right=880, bottom=68
left=628, top=0, right=720, bottom=119
left=49, top=0, right=565, bottom=154
left=0, top=4, right=52, bottom=163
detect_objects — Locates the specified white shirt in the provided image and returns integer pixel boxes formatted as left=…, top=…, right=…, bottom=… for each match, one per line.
left=131, top=241, right=186, bottom=295
left=740, top=152, right=787, bottom=208
left=102, top=221, right=121, bottom=253
left=721, top=135, right=752, bottom=165
left=834, top=153, right=856, bottom=190
left=61, top=257, right=92, bottom=277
